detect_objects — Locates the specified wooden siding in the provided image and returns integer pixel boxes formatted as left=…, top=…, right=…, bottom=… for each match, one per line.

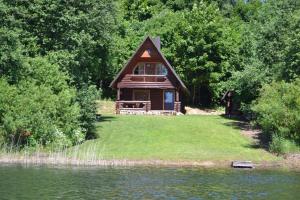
left=120, top=88, right=133, bottom=100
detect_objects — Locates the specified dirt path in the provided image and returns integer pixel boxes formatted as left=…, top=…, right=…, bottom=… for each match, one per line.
left=185, top=106, right=223, bottom=115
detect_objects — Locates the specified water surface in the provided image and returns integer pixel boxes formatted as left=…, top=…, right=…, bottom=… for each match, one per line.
left=0, top=165, right=299, bottom=199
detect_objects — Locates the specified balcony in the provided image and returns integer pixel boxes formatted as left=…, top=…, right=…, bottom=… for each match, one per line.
left=117, top=74, right=174, bottom=89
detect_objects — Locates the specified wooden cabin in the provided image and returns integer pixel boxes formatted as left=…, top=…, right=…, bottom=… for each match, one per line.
left=110, top=36, right=188, bottom=115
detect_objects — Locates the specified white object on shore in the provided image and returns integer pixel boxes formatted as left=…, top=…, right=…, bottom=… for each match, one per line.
left=232, top=161, right=254, bottom=168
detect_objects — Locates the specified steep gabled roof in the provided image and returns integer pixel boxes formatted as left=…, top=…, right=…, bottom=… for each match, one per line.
left=110, top=36, right=188, bottom=93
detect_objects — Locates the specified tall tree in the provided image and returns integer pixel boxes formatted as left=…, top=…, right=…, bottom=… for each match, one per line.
left=0, top=0, right=116, bottom=89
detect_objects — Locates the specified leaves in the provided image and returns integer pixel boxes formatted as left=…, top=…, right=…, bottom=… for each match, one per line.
left=252, top=79, right=300, bottom=142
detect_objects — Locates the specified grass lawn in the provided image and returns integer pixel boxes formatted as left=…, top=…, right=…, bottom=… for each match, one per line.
left=74, top=114, right=278, bottom=162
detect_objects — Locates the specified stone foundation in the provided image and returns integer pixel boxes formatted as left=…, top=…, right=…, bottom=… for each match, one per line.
left=119, top=110, right=181, bottom=116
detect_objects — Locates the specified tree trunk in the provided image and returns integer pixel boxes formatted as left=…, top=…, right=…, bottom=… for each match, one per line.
left=193, top=84, right=196, bottom=105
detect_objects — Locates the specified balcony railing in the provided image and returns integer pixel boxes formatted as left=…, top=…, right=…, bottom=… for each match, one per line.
left=116, top=100, right=151, bottom=114
left=128, top=75, right=167, bottom=82
left=117, top=74, right=173, bottom=89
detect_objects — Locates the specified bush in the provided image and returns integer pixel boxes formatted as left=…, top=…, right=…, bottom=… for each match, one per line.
left=76, top=85, right=100, bottom=139
left=269, top=135, right=299, bottom=154
left=252, top=79, right=300, bottom=152
left=0, top=78, right=84, bottom=148
left=0, top=57, right=86, bottom=148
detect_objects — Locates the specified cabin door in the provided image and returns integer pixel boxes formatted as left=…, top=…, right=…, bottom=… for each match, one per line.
left=164, top=90, right=174, bottom=110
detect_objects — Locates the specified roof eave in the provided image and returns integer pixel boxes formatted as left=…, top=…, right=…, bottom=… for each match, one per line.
left=110, top=36, right=189, bottom=94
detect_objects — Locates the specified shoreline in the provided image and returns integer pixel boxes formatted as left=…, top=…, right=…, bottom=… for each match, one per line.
left=1, top=156, right=300, bottom=171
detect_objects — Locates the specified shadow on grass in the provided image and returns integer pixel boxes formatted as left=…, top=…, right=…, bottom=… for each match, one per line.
left=96, top=115, right=116, bottom=123
left=221, top=114, right=270, bottom=151
left=84, top=115, right=116, bottom=140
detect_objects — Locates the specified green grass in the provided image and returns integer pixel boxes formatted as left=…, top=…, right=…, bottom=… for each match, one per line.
left=75, top=115, right=278, bottom=162
left=96, top=100, right=115, bottom=115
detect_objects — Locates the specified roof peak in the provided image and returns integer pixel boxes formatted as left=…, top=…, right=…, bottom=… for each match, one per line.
left=110, top=36, right=188, bottom=93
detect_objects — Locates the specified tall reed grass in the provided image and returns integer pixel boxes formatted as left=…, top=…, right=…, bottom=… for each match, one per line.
left=0, top=142, right=111, bottom=166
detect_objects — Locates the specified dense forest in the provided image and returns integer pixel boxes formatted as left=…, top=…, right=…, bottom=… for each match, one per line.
left=0, top=0, right=299, bottom=153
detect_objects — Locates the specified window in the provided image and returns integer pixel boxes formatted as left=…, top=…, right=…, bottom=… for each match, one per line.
left=134, top=63, right=144, bottom=75
left=157, top=64, right=168, bottom=75
left=133, top=63, right=168, bottom=75
left=145, top=63, right=156, bottom=75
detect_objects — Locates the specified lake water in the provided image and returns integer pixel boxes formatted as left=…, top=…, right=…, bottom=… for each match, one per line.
left=0, top=165, right=299, bottom=199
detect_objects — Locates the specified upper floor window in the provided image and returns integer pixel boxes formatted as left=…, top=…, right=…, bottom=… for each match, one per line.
left=133, top=63, right=168, bottom=75
left=156, top=63, right=168, bottom=75
left=134, top=63, right=144, bottom=75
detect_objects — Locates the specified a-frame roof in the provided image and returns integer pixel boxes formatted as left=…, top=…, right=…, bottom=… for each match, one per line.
left=110, top=36, right=188, bottom=93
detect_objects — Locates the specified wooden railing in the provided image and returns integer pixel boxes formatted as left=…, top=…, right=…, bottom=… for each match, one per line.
left=128, top=75, right=167, bottom=82
left=116, top=101, right=151, bottom=114
left=117, top=74, right=174, bottom=88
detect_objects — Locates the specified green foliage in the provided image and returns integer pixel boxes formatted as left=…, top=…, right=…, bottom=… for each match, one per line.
left=0, top=28, right=25, bottom=83
left=0, top=0, right=114, bottom=148
left=1, top=0, right=116, bottom=88
left=0, top=56, right=87, bottom=148
left=255, top=0, right=300, bottom=82
left=269, top=135, right=299, bottom=154
left=225, top=0, right=299, bottom=116
left=252, top=79, right=300, bottom=145
left=0, top=77, right=82, bottom=148
left=77, top=85, right=100, bottom=139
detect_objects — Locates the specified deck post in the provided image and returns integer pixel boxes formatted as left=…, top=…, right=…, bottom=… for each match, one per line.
left=116, top=101, right=120, bottom=114
left=175, top=91, right=180, bottom=112
left=117, top=88, right=120, bottom=100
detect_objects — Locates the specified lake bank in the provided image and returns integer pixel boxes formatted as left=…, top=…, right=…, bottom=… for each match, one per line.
left=1, top=155, right=300, bottom=171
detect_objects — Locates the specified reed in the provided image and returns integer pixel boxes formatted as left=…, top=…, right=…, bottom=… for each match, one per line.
left=0, top=142, right=108, bottom=166
left=0, top=143, right=221, bottom=167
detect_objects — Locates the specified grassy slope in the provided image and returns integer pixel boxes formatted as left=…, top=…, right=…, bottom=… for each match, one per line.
left=75, top=105, right=277, bottom=161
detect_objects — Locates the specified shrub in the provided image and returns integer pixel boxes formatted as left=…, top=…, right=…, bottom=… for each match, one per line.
left=76, top=85, right=100, bottom=139
left=269, top=135, right=299, bottom=154
left=0, top=56, right=86, bottom=148
left=252, top=79, right=300, bottom=152
left=0, top=79, right=84, bottom=147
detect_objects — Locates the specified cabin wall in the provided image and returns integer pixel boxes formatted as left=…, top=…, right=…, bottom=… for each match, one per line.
left=150, top=89, right=163, bottom=110
left=119, top=88, right=185, bottom=111
left=120, top=88, right=133, bottom=100
left=120, top=89, right=164, bottom=110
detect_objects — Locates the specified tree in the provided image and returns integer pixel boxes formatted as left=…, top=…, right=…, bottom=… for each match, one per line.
left=0, top=57, right=83, bottom=148
left=0, top=0, right=116, bottom=90
left=252, top=79, right=300, bottom=152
